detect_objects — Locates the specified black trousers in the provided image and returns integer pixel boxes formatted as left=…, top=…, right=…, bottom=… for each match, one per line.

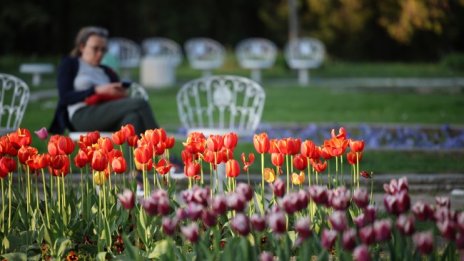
left=71, top=97, right=159, bottom=134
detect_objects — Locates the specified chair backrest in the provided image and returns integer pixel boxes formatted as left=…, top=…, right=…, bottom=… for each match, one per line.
left=184, top=38, right=225, bottom=70
left=106, top=37, right=142, bottom=69
left=285, top=37, right=325, bottom=69
left=141, top=37, right=182, bottom=67
left=0, top=73, right=30, bottom=135
left=177, top=75, right=265, bottom=137
left=236, top=38, right=277, bottom=69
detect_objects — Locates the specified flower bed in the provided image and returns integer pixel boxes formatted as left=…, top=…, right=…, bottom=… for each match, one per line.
left=0, top=126, right=462, bottom=260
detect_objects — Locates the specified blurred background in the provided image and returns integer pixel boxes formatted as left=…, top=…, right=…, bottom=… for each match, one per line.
left=1, top=0, right=464, bottom=61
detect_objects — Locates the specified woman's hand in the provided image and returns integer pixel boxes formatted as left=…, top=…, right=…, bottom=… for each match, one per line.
left=94, top=83, right=128, bottom=96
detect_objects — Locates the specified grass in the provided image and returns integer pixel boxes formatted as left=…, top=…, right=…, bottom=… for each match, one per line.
left=3, top=54, right=464, bottom=174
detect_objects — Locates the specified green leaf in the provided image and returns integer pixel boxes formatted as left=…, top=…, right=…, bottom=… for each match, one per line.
left=148, top=239, right=169, bottom=259
left=54, top=238, right=72, bottom=258
left=96, top=252, right=109, bottom=261
left=2, top=236, right=10, bottom=251
left=254, top=192, right=264, bottom=215
left=0, top=252, right=27, bottom=261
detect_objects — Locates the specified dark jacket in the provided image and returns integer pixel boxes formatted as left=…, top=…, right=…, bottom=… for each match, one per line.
left=49, top=57, right=119, bottom=134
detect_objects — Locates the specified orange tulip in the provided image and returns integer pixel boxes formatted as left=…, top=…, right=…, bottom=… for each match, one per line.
left=269, top=139, right=279, bottom=153
left=318, top=146, right=333, bottom=160
left=134, top=145, right=153, bottom=164
left=183, top=132, right=206, bottom=154
left=291, top=171, right=305, bottom=185
left=223, top=132, right=238, bottom=150
left=301, top=140, right=318, bottom=159
left=111, top=156, right=127, bottom=174
left=226, top=159, right=240, bottom=178
left=331, top=127, right=347, bottom=139
left=253, top=133, right=270, bottom=154
left=91, top=149, right=108, bottom=172
left=271, top=153, right=284, bottom=167
left=324, top=137, right=349, bottom=157
left=241, top=152, right=255, bottom=172
left=293, top=154, right=307, bottom=171
left=349, top=139, right=365, bottom=153
left=155, top=158, right=172, bottom=175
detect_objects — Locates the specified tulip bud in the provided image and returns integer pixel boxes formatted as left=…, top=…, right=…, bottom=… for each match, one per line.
left=359, top=225, right=375, bottom=245
left=251, top=214, right=266, bottom=232
left=157, top=196, right=171, bottom=216
left=353, top=187, right=369, bottom=209
left=212, top=195, right=228, bottom=216
left=186, top=203, right=203, bottom=220
left=227, top=193, right=247, bottom=212
left=236, top=183, right=253, bottom=201
left=268, top=211, right=286, bottom=234
left=202, top=209, right=217, bottom=228
left=396, top=214, right=415, bottom=235
left=354, top=214, right=367, bottom=228
left=342, top=228, right=357, bottom=251
left=117, top=189, right=135, bottom=210
left=281, top=193, right=299, bottom=214
left=140, top=197, right=158, bottom=216
left=329, top=211, right=348, bottom=232
left=373, top=219, right=391, bottom=242
left=412, top=231, right=434, bottom=255
left=231, top=213, right=250, bottom=236
left=363, top=205, right=376, bottom=223
left=321, top=229, right=338, bottom=250
left=34, top=127, right=49, bottom=140
left=176, top=208, right=188, bottom=220
left=295, top=217, right=312, bottom=240
left=296, top=190, right=309, bottom=211
left=271, top=179, right=286, bottom=198
left=353, top=245, right=371, bottom=261
left=330, top=186, right=351, bottom=210
left=162, top=217, right=178, bottom=236
left=308, top=185, right=329, bottom=206
left=181, top=223, right=200, bottom=243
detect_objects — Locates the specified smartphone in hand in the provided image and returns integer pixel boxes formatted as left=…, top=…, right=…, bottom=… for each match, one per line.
left=122, top=81, right=132, bottom=89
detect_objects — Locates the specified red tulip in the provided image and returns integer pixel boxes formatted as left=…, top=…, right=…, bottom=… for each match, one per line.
left=155, top=158, right=172, bottom=175
left=331, top=127, right=347, bottom=139
left=253, top=133, right=270, bottom=154
left=26, top=153, right=49, bottom=172
left=134, top=145, right=152, bottom=164
left=293, top=154, right=307, bottom=171
left=112, top=130, right=126, bottom=145
left=184, top=161, right=200, bottom=178
left=347, top=151, right=363, bottom=165
left=74, top=149, right=89, bottom=168
left=165, top=136, right=175, bottom=149
left=312, top=159, right=328, bottom=173
left=349, top=139, right=365, bottom=153
left=241, top=152, right=255, bottom=172
left=8, top=128, right=32, bottom=147
left=91, top=149, right=108, bottom=172
left=111, top=156, right=127, bottom=173
left=0, top=156, right=17, bottom=178
left=58, top=136, right=75, bottom=155
left=225, top=159, right=240, bottom=178
left=127, top=135, right=138, bottom=147
left=18, top=146, right=38, bottom=164
left=206, top=134, right=223, bottom=152
left=223, top=132, right=238, bottom=150
left=271, top=153, right=284, bottom=167
left=121, top=124, right=136, bottom=138
left=49, top=155, right=70, bottom=177
left=301, top=140, right=319, bottom=159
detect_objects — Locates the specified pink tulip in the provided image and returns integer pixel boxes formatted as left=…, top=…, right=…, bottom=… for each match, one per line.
left=268, top=211, right=286, bottom=234
left=227, top=193, right=247, bottom=212
left=456, top=232, right=464, bottom=250
left=363, top=205, right=376, bottom=223
left=202, top=209, right=217, bottom=228
left=321, top=229, right=338, bottom=250
left=251, top=214, right=266, bottom=232
left=434, top=207, right=454, bottom=223
left=294, top=217, right=312, bottom=240
left=212, top=195, right=228, bottom=216
left=181, top=223, right=200, bottom=243
left=259, top=251, right=274, bottom=261
left=412, top=201, right=434, bottom=221
left=435, top=196, right=451, bottom=209
left=413, top=231, right=434, bottom=255
left=457, top=212, right=464, bottom=232
left=342, top=228, right=357, bottom=251
left=117, top=189, right=135, bottom=210
left=353, top=187, right=369, bottom=209
left=140, top=197, right=158, bottom=216
left=176, top=208, right=188, bottom=220
left=236, top=183, right=253, bottom=201
left=329, top=211, right=348, bottom=232
left=330, top=186, right=351, bottom=210
left=308, top=185, right=329, bottom=206
left=231, top=213, right=250, bottom=236
left=354, top=214, right=368, bottom=228
left=281, top=193, right=299, bottom=214
left=186, top=203, right=203, bottom=220
left=353, top=245, right=371, bottom=261
left=383, top=177, right=408, bottom=195
left=157, top=196, right=171, bottom=216
left=437, top=219, right=456, bottom=240
left=34, top=127, right=48, bottom=140
left=271, top=179, right=286, bottom=198
left=162, top=217, right=178, bottom=236
left=396, top=214, right=415, bottom=235
left=296, top=190, right=309, bottom=210
left=359, top=225, right=375, bottom=245
left=373, top=219, right=391, bottom=242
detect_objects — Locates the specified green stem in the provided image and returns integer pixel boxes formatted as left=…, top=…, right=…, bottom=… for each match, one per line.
left=8, top=173, right=12, bottom=232
left=1, top=178, right=4, bottom=233
left=261, top=153, right=264, bottom=199
left=41, top=170, right=50, bottom=228
left=285, top=155, right=290, bottom=192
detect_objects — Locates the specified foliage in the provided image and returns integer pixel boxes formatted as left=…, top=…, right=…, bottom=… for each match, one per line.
left=441, top=52, right=464, bottom=71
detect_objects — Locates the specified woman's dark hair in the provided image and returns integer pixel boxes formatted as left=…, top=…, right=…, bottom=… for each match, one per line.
left=70, top=26, right=109, bottom=57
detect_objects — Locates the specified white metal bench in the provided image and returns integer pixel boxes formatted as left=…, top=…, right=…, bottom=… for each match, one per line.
left=19, top=63, right=54, bottom=86
left=236, top=38, right=277, bottom=83
left=69, top=82, right=149, bottom=140
left=0, top=73, right=30, bottom=136
left=184, top=38, right=225, bottom=77
left=285, top=37, right=325, bottom=85
left=105, top=37, right=142, bottom=80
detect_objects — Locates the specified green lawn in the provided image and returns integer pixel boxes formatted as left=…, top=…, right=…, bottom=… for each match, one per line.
left=3, top=54, right=464, bottom=174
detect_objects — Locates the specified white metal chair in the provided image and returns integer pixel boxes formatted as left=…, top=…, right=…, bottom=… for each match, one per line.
left=141, top=37, right=183, bottom=67
left=177, top=75, right=265, bottom=138
left=177, top=75, right=266, bottom=188
left=236, top=38, right=277, bottom=82
left=105, top=37, right=142, bottom=80
left=0, top=73, right=30, bottom=136
left=284, top=37, right=325, bottom=85
left=69, top=82, right=149, bottom=141
left=184, top=38, right=225, bottom=77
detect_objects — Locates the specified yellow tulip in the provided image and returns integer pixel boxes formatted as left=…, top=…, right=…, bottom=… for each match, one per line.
left=263, top=168, right=276, bottom=183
